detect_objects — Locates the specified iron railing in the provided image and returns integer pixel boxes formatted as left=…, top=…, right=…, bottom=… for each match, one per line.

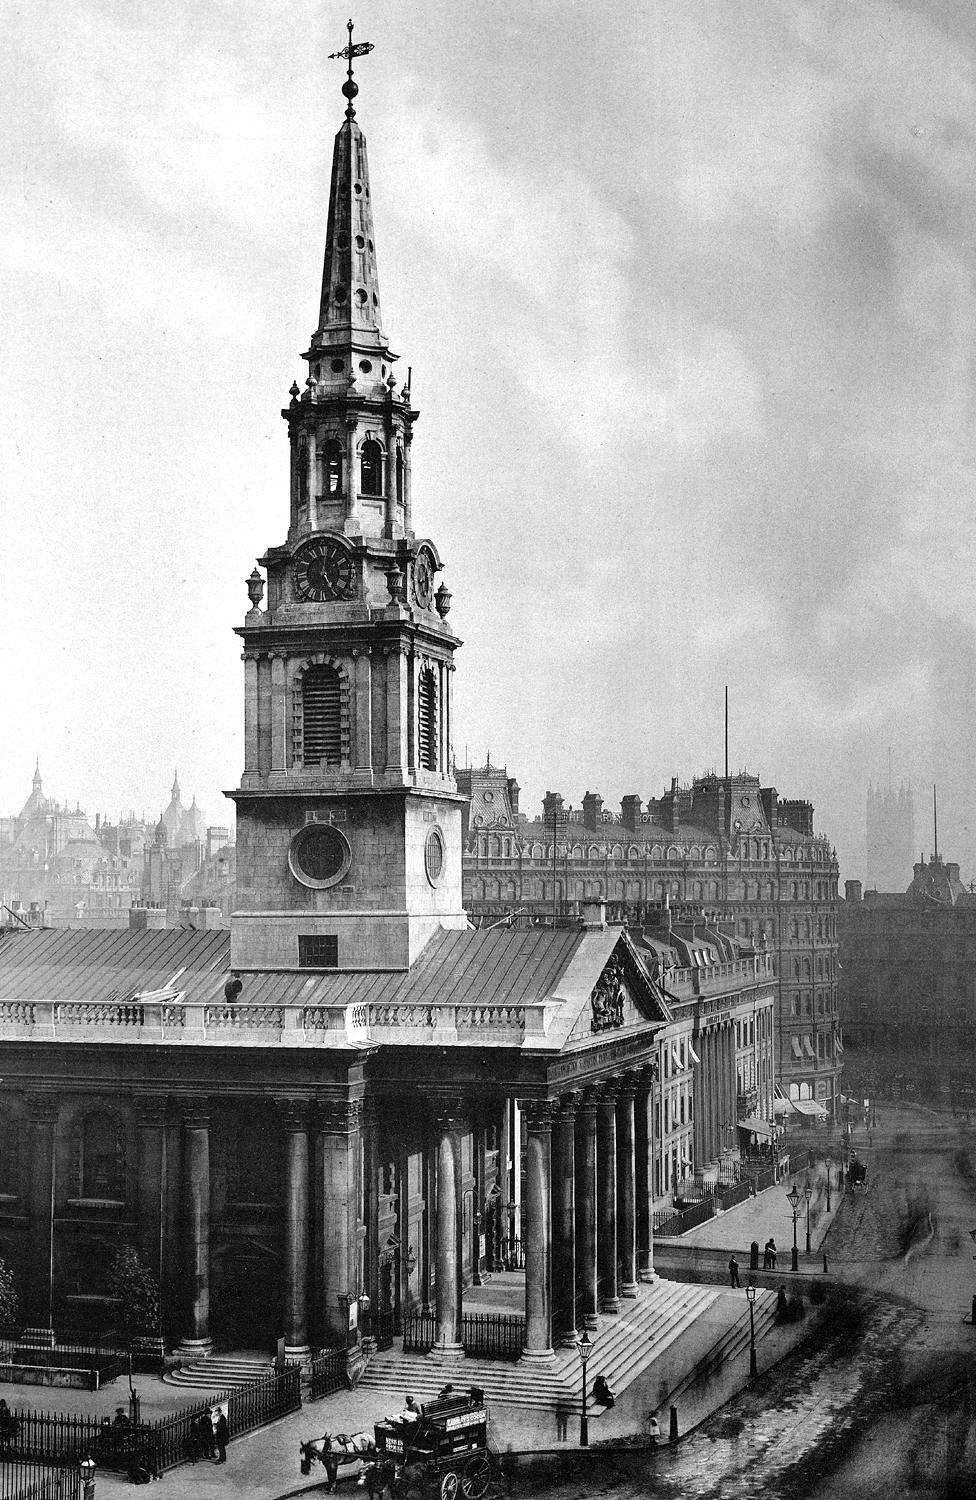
left=403, top=1310, right=438, bottom=1354
left=364, top=1307, right=395, bottom=1351
left=459, top=1313, right=524, bottom=1361
left=0, top=1456, right=76, bottom=1500
left=653, top=1197, right=716, bottom=1237
left=308, top=1348, right=346, bottom=1401
left=2, top=1368, right=301, bottom=1477
left=152, top=1367, right=300, bottom=1473
left=716, top=1179, right=755, bottom=1210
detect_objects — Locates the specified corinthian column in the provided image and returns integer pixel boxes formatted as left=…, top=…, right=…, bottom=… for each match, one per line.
left=521, top=1100, right=555, bottom=1362
left=597, top=1085, right=619, bottom=1314
left=552, top=1094, right=578, bottom=1346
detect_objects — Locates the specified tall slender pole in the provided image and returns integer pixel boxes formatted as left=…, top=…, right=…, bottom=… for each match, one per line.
left=934, top=784, right=939, bottom=860
left=791, top=1209, right=798, bottom=1273
left=551, top=811, right=557, bottom=926
left=724, top=686, right=729, bottom=781
left=748, top=1297, right=757, bottom=1378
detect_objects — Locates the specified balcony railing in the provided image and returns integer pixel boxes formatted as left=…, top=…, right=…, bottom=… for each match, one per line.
left=0, top=997, right=544, bottom=1048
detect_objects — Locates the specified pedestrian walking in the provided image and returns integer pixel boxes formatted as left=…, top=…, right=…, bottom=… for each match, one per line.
left=212, top=1405, right=229, bottom=1464
left=728, top=1254, right=740, bottom=1288
left=648, top=1413, right=661, bottom=1447
left=766, top=1237, right=777, bottom=1270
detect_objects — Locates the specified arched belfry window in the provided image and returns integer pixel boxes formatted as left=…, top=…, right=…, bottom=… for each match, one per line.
left=396, top=446, right=404, bottom=505
left=361, top=439, right=383, bottom=496
left=302, top=665, right=342, bottom=765
left=326, top=439, right=343, bottom=496
left=418, top=666, right=438, bottom=771
left=297, top=437, right=309, bottom=508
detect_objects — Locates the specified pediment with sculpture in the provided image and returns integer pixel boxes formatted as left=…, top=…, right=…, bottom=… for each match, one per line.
left=566, top=934, right=670, bottom=1046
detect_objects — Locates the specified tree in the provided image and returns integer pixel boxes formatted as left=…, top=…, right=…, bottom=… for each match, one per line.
left=106, top=1245, right=160, bottom=1339
left=0, top=1257, right=19, bottom=1328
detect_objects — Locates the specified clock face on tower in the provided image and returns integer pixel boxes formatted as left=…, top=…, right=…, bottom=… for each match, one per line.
left=294, top=538, right=356, bottom=602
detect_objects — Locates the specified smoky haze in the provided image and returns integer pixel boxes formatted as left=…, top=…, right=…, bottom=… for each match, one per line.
left=1, top=0, right=974, bottom=884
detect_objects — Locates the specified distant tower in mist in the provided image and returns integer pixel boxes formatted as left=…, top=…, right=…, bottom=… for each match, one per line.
left=866, top=773, right=915, bottom=892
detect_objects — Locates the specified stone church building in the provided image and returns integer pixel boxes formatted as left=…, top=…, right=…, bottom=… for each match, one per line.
left=0, top=64, right=680, bottom=1369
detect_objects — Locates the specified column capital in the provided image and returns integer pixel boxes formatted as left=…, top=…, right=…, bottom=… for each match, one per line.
left=576, top=1087, right=600, bottom=1122
left=431, top=1097, right=467, bottom=1134
left=134, top=1094, right=169, bottom=1128
left=596, top=1077, right=623, bottom=1106
left=556, top=1091, right=580, bottom=1123
left=25, top=1093, right=59, bottom=1125
left=318, top=1098, right=362, bottom=1134
left=275, top=1097, right=312, bottom=1133
left=177, top=1097, right=212, bottom=1130
left=520, top=1099, right=557, bottom=1134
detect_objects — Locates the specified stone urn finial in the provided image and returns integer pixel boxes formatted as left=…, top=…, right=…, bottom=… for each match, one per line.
left=435, top=582, right=452, bottom=618
left=246, top=568, right=265, bottom=611
left=385, top=563, right=403, bottom=603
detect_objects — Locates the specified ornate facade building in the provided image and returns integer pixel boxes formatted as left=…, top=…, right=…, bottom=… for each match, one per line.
left=0, top=59, right=689, bottom=1372
left=841, top=854, right=976, bottom=1108
left=460, top=764, right=841, bottom=1120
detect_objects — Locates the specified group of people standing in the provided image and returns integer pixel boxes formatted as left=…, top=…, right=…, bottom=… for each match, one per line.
left=188, top=1405, right=229, bottom=1465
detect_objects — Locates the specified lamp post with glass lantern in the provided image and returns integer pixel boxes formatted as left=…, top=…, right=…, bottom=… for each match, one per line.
left=575, top=1328, right=592, bottom=1446
left=825, top=1157, right=832, bottom=1213
left=804, top=1178, right=813, bottom=1255
left=746, top=1284, right=757, bottom=1378
left=786, top=1184, right=801, bottom=1272
left=79, top=1456, right=96, bottom=1500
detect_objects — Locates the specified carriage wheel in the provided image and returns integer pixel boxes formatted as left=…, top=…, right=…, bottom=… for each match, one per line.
left=440, top=1470, right=460, bottom=1500
left=461, top=1456, right=491, bottom=1500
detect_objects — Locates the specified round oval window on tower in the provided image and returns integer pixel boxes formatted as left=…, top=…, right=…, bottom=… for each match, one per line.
left=289, top=824, right=352, bottom=888
left=425, top=827, right=444, bottom=886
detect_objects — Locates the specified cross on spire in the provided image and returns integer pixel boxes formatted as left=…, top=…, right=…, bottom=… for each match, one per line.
left=329, top=18, right=374, bottom=119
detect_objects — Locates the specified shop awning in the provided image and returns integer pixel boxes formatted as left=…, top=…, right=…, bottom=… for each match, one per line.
left=803, top=1037, right=816, bottom=1058
left=791, top=1099, right=828, bottom=1118
left=670, top=1045, right=683, bottom=1071
left=688, top=1043, right=701, bottom=1065
left=738, top=1116, right=776, bottom=1138
left=773, top=1096, right=793, bottom=1114
left=791, top=1037, right=804, bottom=1059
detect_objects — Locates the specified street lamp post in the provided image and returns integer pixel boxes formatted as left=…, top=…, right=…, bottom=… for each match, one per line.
left=79, top=1456, right=96, bottom=1500
left=825, top=1158, right=832, bottom=1213
left=575, top=1328, right=592, bottom=1447
left=746, top=1284, right=757, bottom=1378
left=786, top=1183, right=801, bottom=1272
left=804, top=1178, right=813, bottom=1255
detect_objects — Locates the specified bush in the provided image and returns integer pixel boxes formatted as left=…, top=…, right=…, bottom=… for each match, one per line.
left=106, top=1246, right=159, bottom=1341
left=0, top=1257, right=19, bottom=1326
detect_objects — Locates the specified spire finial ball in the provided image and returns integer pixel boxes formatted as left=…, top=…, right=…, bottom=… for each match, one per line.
left=342, top=78, right=359, bottom=101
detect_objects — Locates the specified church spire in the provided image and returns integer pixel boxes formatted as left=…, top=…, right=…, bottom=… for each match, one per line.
left=313, top=20, right=385, bottom=357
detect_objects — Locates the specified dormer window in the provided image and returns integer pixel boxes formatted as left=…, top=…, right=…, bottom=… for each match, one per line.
left=361, top=438, right=383, bottom=496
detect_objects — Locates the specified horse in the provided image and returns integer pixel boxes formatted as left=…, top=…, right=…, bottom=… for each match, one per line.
left=848, top=1159, right=868, bottom=1193
left=300, top=1431, right=376, bottom=1492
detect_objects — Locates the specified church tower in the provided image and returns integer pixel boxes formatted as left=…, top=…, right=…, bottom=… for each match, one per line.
left=229, top=34, right=466, bottom=972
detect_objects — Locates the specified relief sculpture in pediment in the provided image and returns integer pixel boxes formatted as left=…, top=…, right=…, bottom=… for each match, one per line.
left=590, top=955, right=625, bottom=1033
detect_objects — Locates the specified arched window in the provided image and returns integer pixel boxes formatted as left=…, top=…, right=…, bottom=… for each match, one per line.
left=297, top=437, right=309, bottom=508
left=81, top=1111, right=123, bottom=1200
left=396, top=446, right=404, bottom=505
left=326, top=439, right=343, bottom=495
left=361, top=439, right=383, bottom=495
left=418, top=667, right=438, bottom=771
left=302, top=665, right=342, bottom=765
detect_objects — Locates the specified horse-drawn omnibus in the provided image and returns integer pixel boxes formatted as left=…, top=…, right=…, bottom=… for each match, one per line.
left=373, top=1388, right=494, bottom=1500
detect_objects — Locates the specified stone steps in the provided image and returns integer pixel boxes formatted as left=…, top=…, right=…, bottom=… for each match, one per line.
left=162, top=1352, right=274, bottom=1391
left=663, top=1288, right=778, bottom=1408
left=357, top=1278, right=721, bottom=1413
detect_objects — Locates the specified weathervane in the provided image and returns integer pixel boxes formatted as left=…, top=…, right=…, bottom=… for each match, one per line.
left=329, top=19, right=374, bottom=119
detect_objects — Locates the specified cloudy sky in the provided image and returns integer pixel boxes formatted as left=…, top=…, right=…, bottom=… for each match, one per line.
left=2, top=0, right=975, bottom=882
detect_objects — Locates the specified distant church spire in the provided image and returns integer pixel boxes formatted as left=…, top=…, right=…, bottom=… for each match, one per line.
left=33, top=757, right=42, bottom=790
left=172, top=768, right=181, bottom=801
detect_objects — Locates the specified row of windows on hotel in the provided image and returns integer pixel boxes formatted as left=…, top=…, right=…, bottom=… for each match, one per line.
left=788, top=991, right=838, bottom=1016
left=467, top=875, right=837, bottom=907
left=296, top=437, right=403, bottom=506
left=301, top=663, right=438, bottom=771
left=482, top=839, right=832, bottom=866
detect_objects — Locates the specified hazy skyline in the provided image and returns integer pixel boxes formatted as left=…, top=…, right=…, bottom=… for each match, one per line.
left=3, top=1, right=975, bottom=882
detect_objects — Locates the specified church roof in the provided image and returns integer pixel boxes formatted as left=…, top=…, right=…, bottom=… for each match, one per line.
left=0, top=924, right=668, bottom=1053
